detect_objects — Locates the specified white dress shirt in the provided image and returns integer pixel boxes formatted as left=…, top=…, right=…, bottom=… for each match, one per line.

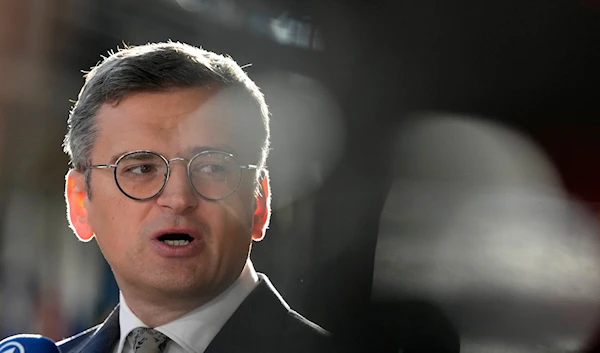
left=112, top=259, right=259, bottom=353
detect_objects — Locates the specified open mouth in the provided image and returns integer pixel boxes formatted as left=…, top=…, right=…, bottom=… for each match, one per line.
left=157, top=233, right=194, bottom=246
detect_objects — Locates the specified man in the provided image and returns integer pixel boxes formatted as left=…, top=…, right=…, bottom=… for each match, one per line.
left=57, top=42, right=335, bottom=353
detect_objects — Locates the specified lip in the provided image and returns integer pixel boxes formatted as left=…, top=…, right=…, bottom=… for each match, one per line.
left=150, top=228, right=205, bottom=257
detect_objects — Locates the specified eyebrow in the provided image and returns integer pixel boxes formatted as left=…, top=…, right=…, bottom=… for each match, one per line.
left=186, top=144, right=237, bottom=157
left=109, top=152, right=129, bottom=164
left=108, top=144, right=237, bottom=164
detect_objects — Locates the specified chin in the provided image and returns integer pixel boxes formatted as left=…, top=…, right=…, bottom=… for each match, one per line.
left=153, top=274, right=221, bottom=296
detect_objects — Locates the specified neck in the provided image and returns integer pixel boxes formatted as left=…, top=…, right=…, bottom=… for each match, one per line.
left=116, top=261, right=254, bottom=327
left=120, top=288, right=218, bottom=327
left=117, top=270, right=243, bottom=327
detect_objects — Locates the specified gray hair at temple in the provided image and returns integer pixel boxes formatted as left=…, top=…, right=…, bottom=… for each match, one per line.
left=63, top=41, right=270, bottom=191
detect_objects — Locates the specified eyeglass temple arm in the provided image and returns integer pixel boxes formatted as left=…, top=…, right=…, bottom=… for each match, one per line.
left=240, top=164, right=258, bottom=170
left=89, top=164, right=117, bottom=169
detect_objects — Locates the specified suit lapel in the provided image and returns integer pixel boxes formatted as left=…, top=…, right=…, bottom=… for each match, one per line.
left=74, top=305, right=121, bottom=353
left=205, top=274, right=289, bottom=353
left=66, top=275, right=293, bottom=353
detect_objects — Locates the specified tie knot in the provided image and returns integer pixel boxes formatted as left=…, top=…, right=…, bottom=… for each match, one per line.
left=130, top=327, right=169, bottom=353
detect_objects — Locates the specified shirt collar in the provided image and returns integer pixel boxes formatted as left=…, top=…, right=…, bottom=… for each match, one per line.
left=116, top=259, right=259, bottom=353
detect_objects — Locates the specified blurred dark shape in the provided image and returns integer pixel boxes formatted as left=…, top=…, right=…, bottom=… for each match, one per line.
left=535, top=126, right=600, bottom=353
left=362, top=299, right=460, bottom=353
left=536, top=125, right=600, bottom=208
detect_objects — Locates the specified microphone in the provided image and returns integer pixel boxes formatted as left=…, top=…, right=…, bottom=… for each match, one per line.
left=0, top=334, right=61, bottom=353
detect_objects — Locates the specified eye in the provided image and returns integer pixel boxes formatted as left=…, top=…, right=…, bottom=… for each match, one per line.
left=193, top=163, right=230, bottom=180
left=199, top=164, right=226, bottom=173
left=123, top=164, right=158, bottom=175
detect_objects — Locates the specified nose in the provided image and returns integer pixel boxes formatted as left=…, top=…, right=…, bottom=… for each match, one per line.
left=155, top=158, right=198, bottom=214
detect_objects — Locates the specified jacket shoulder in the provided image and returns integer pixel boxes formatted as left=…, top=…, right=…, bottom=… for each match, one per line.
left=278, top=309, right=342, bottom=352
left=207, top=274, right=341, bottom=353
left=56, top=325, right=100, bottom=353
left=286, top=308, right=330, bottom=337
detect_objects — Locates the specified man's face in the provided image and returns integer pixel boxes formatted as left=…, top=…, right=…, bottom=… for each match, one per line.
left=67, top=87, right=268, bottom=303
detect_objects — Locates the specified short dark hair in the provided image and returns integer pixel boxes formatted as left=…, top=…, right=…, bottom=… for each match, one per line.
left=63, top=41, right=270, bottom=177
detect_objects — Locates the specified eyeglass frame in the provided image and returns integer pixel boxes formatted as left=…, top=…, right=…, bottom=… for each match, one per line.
left=87, top=149, right=258, bottom=202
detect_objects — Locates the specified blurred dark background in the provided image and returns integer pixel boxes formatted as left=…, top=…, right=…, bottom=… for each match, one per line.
left=1, top=0, right=600, bottom=352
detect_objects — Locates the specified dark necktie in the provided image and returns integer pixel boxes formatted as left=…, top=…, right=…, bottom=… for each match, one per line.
left=129, top=327, right=169, bottom=353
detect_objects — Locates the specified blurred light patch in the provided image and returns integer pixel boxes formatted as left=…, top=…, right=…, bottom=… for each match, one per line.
left=257, top=72, right=345, bottom=210
left=173, top=0, right=323, bottom=50
left=373, top=113, right=600, bottom=351
left=175, top=0, right=213, bottom=12
left=269, top=13, right=322, bottom=49
left=460, top=339, right=580, bottom=353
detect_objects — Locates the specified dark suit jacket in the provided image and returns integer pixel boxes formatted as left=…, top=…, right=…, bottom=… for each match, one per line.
left=57, top=274, right=338, bottom=353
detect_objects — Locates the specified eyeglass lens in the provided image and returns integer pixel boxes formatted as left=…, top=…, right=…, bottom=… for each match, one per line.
left=115, top=151, right=242, bottom=200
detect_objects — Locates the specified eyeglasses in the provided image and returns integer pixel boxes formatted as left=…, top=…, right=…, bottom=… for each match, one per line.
left=88, top=150, right=258, bottom=201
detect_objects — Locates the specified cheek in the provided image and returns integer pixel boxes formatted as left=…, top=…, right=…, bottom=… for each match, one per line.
left=88, top=193, right=120, bottom=228
left=213, top=201, right=252, bottom=234
left=87, top=198, right=123, bottom=248
left=91, top=200, right=147, bottom=266
left=226, top=189, right=256, bottom=224
left=209, top=193, right=255, bottom=245
left=87, top=183, right=143, bottom=252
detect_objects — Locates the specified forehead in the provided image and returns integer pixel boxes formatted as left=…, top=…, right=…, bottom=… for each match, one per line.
left=93, top=87, right=239, bottom=159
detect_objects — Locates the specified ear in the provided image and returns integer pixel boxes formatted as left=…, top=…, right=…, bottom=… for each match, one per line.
left=251, top=170, right=271, bottom=242
left=65, top=169, right=95, bottom=242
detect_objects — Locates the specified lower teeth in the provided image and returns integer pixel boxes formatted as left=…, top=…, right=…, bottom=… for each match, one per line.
left=163, top=240, right=190, bottom=246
